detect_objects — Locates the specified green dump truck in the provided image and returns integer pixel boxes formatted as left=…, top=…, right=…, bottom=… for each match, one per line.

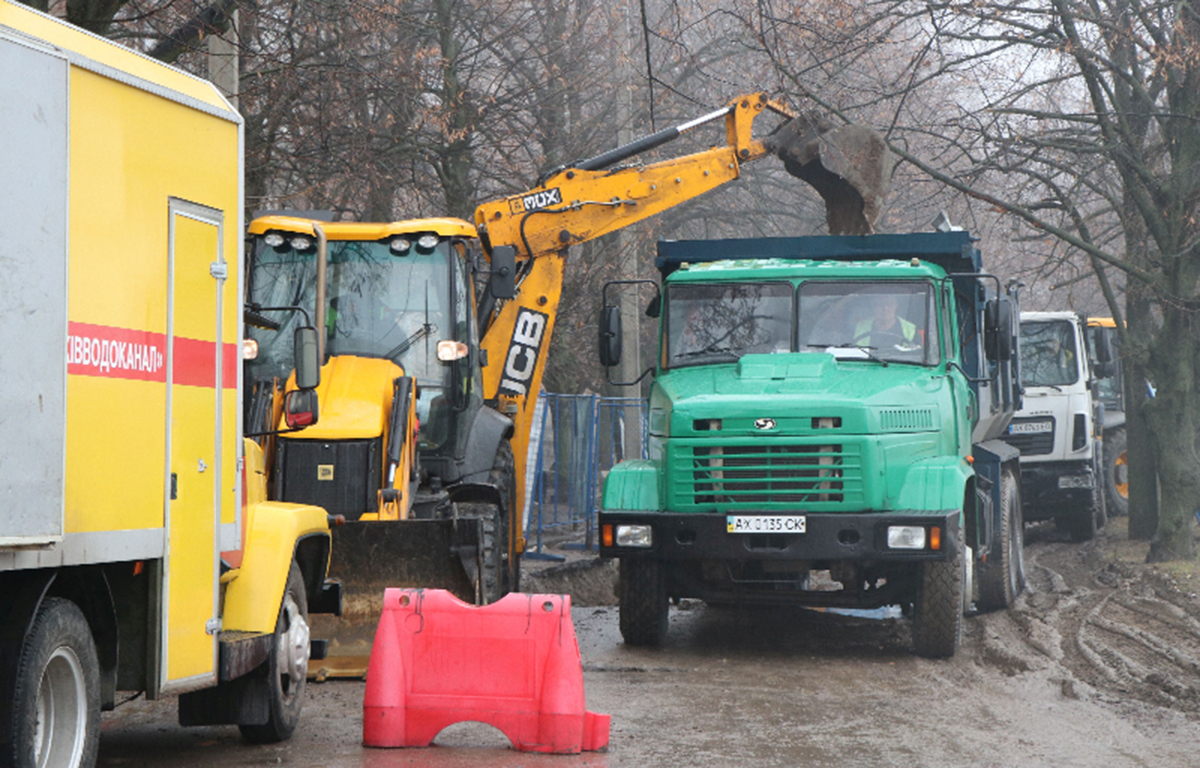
left=598, top=230, right=1024, bottom=657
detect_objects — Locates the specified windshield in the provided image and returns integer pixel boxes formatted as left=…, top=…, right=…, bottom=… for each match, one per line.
left=798, top=281, right=939, bottom=365
left=1021, top=320, right=1079, bottom=387
left=665, top=283, right=792, bottom=367
left=247, top=239, right=455, bottom=443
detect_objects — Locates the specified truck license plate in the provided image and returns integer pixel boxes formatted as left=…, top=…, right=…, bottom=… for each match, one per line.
left=726, top=515, right=807, bottom=534
left=1009, top=420, right=1052, bottom=434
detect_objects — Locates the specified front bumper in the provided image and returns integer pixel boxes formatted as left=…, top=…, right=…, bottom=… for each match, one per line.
left=598, top=510, right=959, bottom=563
left=1018, top=461, right=1095, bottom=521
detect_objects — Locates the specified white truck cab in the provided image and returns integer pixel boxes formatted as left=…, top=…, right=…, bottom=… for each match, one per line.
left=1001, top=311, right=1110, bottom=540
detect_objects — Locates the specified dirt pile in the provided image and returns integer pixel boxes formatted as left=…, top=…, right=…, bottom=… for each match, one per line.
left=766, top=113, right=894, bottom=235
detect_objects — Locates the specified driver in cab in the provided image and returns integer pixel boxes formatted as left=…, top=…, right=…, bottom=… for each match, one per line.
left=853, top=293, right=921, bottom=351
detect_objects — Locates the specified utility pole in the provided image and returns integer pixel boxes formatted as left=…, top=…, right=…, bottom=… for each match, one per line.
left=206, top=10, right=238, bottom=109
left=616, top=0, right=643, bottom=463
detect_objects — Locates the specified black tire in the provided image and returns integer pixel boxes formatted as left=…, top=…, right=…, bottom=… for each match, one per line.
left=912, top=543, right=964, bottom=658
left=239, top=562, right=308, bottom=744
left=10, top=598, right=100, bottom=768
left=1104, top=428, right=1128, bottom=516
left=1064, top=479, right=1101, bottom=542
left=481, top=439, right=517, bottom=601
left=618, top=558, right=669, bottom=647
left=977, top=469, right=1025, bottom=611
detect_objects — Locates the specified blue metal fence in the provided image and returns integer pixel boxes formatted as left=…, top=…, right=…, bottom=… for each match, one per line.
left=524, top=393, right=648, bottom=555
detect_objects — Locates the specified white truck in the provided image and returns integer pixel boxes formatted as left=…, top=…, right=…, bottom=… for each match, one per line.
left=1001, top=311, right=1114, bottom=540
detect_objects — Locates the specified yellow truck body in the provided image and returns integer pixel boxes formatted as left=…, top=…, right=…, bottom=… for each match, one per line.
left=0, top=3, right=334, bottom=763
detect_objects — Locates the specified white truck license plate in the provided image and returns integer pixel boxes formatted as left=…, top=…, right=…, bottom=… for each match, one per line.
left=726, top=515, right=807, bottom=534
left=1009, top=421, right=1052, bottom=434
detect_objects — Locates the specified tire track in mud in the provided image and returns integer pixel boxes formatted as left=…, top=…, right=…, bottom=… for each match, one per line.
left=969, top=528, right=1200, bottom=714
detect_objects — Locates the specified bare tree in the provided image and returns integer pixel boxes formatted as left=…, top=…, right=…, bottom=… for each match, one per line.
left=738, top=0, right=1198, bottom=559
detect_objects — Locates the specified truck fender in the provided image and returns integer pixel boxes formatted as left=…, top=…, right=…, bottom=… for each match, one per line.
left=457, top=406, right=515, bottom=485
left=222, top=501, right=331, bottom=635
left=973, top=439, right=1022, bottom=555
left=893, top=457, right=974, bottom=517
left=601, top=459, right=662, bottom=512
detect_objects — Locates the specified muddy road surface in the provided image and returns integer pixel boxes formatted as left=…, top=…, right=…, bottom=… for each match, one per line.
left=99, top=525, right=1200, bottom=767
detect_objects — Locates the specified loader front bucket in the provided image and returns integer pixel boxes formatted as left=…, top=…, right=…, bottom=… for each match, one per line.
left=308, top=517, right=483, bottom=679
left=767, top=113, right=894, bottom=236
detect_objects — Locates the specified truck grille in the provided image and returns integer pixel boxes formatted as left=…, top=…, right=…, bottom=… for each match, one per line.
left=1000, top=417, right=1055, bottom=456
left=678, top=443, right=863, bottom=508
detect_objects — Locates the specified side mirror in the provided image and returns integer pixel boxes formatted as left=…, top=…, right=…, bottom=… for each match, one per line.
left=984, top=298, right=1014, bottom=362
left=294, top=326, right=321, bottom=390
left=599, top=305, right=622, bottom=368
left=489, top=245, right=516, bottom=300
left=645, top=294, right=661, bottom=319
left=1093, top=360, right=1117, bottom=379
left=1092, top=327, right=1114, bottom=365
left=995, top=298, right=1014, bottom=361
left=284, top=389, right=319, bottom=429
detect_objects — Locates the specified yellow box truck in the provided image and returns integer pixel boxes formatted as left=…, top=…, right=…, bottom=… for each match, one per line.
left=0, top=3, right=339, bottom=765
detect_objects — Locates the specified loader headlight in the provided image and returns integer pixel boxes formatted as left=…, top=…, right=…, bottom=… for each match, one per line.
left=436, top=340, right=469, bottom=361
left=263, top=232, right=285, bottom=248
left=389, top=237, right=412, bottom=254
left=616, top=525, right=653, bottom=548
left=417, top=234, right=439, bottom=250
left=887, top=526, right=926, bottom=550
left=242, top=338, right=259, bottom=360
left=289, top=235, right=313, bottom=251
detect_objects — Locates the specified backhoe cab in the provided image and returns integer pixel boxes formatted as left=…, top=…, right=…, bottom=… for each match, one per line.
left=245, top=217, right=518, bottom=676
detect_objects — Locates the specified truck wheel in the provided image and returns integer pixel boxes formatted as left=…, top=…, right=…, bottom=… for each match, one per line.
left=240, top=562, right=309, bottom=744
left=10, top=598, right=100, bottom=768
left=1065, top=483, right=1101, bottom=542
left=618, top=558, right=669, bottom=647
left=977, top=470, right=1025, bottom=611
left=1104, top=428, right=1129, bottom=516
left=912, top=544, right=964, bottom=658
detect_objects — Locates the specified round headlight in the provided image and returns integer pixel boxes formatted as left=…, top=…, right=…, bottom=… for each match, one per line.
left=417, top=234, right=439, bottom=250
left=290, top=235, right=312, bottom=250
left=263, top=233, right=284, bottom=247
left=390, top=237, right=412, bottom=253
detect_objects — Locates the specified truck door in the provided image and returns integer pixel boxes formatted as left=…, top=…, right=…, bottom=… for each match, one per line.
left=160, top=199, right=226, bottom=694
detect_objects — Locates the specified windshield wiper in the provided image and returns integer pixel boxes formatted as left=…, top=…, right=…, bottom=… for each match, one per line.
left=807, top=343, right=888, bottom=367
left=386, top=323, right=436, bottom=360
left=676, top=344, right=739, bottom=360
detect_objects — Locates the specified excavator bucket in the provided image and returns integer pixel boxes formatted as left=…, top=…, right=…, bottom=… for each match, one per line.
left=767, top=113, right=894, bottom=235
left=308, top=517, right=483, bottom=679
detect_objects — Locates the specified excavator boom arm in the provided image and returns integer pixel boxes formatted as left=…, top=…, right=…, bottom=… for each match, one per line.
left=474, top=93, right=790, bottom=260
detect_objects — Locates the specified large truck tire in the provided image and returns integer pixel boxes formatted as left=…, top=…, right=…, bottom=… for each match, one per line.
left=465, top=439, right=516, bottom=603
left=10, top=597, right=100, bottom=768
left=240, top=562, right=309, bottom=744
left=618, top=558, right=669, bottom=647
left=978, top=469, right=1025, bottom=611
left=1104, top=428, right=1129, bottom=517
left=488, top=439, right=517, bottom=598
left=912, top=544, right=964, bottom=658
left=1063, top=472, right=1103, bottom=542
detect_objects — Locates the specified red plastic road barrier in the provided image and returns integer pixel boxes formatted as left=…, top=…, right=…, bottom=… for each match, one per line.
left=363, top=589, right=610, bottom=754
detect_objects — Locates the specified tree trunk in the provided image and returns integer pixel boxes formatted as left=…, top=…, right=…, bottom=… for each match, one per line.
left=1125, top=285, right=1159, bottom=539
left=1145, top=303, right=1200, bottom=561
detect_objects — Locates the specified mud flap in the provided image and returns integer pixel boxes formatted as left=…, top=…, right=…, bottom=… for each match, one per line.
left=308, top=517, right=483, bottom=679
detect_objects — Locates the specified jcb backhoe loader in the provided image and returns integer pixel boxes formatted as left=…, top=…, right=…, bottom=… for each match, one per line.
left=243, top=92, right=893, bottom=677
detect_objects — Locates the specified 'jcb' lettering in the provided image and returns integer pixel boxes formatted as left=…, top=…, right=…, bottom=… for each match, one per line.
left=499, top=309, right=549, bottom=397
